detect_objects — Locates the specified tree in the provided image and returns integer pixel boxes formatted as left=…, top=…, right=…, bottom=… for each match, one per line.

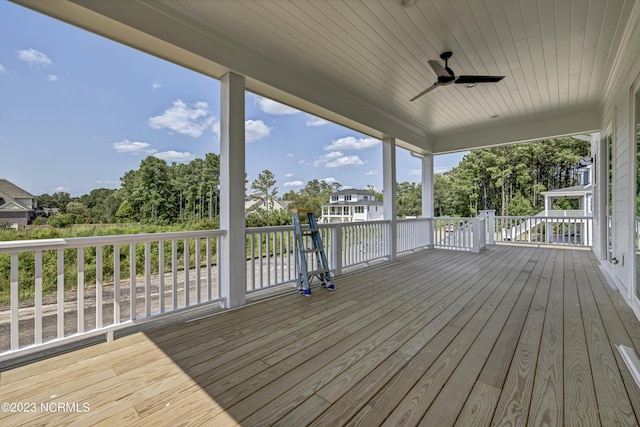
left=65, top=201, right=89, bottom=223
left=78, top=188, right=121, bottom=223
left=506, top=193, right=533, bottom=216
left=251, top=170, right=277, bottom=212
left=37, top=192, right=71, bottom=211
left=396, top=182, right=422, bottom=217
left=115, top=200, right=136, bottom=223
left=289, top=179, right=340, bottom=218
left=120, top=156, right=177, bottom=224
left=434, top=173, right=455, bottom=216
left=47, top=213, right=74, bottom=228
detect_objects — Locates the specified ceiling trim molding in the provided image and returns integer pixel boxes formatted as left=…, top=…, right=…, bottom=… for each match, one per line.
left=432, top=109, right=601, bottom=154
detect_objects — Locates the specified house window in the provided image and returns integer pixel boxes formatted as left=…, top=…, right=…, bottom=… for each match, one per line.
left=355, top=206, right=364, bottom=213
left=331, top=195, right=338, bottom=202
left=345, top=195, right=352, bottom=201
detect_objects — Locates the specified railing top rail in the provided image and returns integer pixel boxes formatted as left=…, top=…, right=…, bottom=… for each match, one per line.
left=0, top=229, right=226, bottom=253
left=245, top=225, right=293, bottom=233
left=329, top=219, right=390, bottom=226
left=397, top=217, right=431, bottom=223
left=433, top=217, right=475, bottom=221
left=494, top=215, right=592, bottom=220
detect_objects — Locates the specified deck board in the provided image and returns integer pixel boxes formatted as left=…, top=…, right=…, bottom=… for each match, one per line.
left=563, top=250, right=601, bottom=426
left=2, top=246, right=640, bottom=426
left=527, top=248, right=564, bottom=426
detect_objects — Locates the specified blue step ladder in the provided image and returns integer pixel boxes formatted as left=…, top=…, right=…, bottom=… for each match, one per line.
left=291, top=209, right=335, bottom=296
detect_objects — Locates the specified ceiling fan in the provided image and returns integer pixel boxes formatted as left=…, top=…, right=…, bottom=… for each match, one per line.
left=410, top=51, right=504, bottom=101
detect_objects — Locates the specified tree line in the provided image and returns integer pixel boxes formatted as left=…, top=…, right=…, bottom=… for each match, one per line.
left=434, top=137, right=590, bottom=217
left=33, top=137, right=589, bottom=228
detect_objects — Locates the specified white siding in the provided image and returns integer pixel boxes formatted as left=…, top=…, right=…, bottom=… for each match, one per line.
left=599, top=8, right=640, bottom=298
left=614, top=92, right=631, bottom=290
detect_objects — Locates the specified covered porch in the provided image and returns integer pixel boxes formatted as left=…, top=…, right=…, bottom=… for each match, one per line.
left=3, top=0, right=640, bottom=425
left=2, top=245, right=640, bottom=426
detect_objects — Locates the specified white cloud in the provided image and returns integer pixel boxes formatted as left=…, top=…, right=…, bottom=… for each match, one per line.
left=154, top=150, right=195, bottom=163
left=245, top=119, right=271, bottom=142
left=285, top=173, right=293, bottom=178
left=148, top=99, right=215, bottom=138
left=152, top=80, right=162, bottom=90
left=435, top=166, right=450, bottom=174
left=364, top=169, right=378, bottom=176
left=211, top=119, right=274, bottom=143
left=284, top=180, right=304, bottom=187
left=322, top=177, right=338, bottom=184
left=113, top=140, right=157, bottom=155
left=324, top=136, right=380, bottom=151
left=286, top=153, right=294, bottom=157
left=408, top=169, right=421, bottom=176
left=212, top=122, right=220, bottom=140
left=340, top=185, right=354, bottom=190
left=258, top=97, right=299, bottom=115
left=326, top=155, right=365, bottom=168
left=53, top=186, right=70, bottom=193
left=17, top=48, right=52, bottom=66
left=313, top=151, right=344, bottom=167
left=0, top=64, right=5, bottom=72
left=47, top=74, right=58, bottom=82
left=306, top=116, right=329, bottom=127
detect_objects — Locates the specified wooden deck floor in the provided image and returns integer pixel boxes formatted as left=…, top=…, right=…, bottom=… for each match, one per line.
left=2, top=246, right=640, bottom=426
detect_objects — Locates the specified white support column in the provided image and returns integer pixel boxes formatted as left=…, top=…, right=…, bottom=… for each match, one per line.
left=219, top=72, right=246, bottom=309
left=421, top=153, right=434, bottom=218
left=383, top=136, right=397, bottom=260
left=421, top=153, right=434, bottom=248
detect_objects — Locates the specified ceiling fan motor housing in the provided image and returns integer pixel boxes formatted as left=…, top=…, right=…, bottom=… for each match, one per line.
left=438, top=74, right=455, bottom=85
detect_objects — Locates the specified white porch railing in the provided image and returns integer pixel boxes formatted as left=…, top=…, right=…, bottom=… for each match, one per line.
left=244, top=219, right=435, bottom=292
left=0, top=230, right=224, bottom=362
left=338, top=220, right=390, bottom=269
left=397, top=218, right=432, bottom=253
left=492, top=215, right=592, bottom=246
left=540, top=209, right=589, bottom=217
left=0, top=217, right=468, bottom=361
left=433, top=217, right=487, bottom=253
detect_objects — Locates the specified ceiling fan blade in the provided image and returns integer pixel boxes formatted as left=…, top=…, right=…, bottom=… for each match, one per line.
left=454, top=75, right=504, bottom=84
left=409, top=82, right=440, bottom=101
left=427, top=60, right=449, bottom=78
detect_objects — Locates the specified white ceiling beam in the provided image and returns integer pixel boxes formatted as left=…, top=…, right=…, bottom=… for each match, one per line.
left=431, top=109, right=600, bottom=154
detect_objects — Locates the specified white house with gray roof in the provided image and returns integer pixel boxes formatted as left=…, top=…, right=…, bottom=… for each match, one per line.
left=320, top=189, right=383, bottom=223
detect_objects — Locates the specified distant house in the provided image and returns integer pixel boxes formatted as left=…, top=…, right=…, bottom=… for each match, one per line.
left=0, top=179, right=37, bottom=228
left=541, top=157, right=593, bottom=217
left=244, top=192, right=291, bottom=215
left=320, top=189, right=383, bottom=223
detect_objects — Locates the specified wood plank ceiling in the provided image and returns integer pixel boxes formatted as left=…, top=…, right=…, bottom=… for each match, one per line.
left=15, top=0, right=638, bottom=153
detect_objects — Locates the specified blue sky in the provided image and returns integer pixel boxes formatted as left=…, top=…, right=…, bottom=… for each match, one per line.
left=0, top=1, right=465, bottom=197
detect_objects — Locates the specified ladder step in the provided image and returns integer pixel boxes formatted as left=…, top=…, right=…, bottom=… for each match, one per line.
left=302, top=248, right=323, bottom=253
left=307, top=269, right=329, bottom=275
